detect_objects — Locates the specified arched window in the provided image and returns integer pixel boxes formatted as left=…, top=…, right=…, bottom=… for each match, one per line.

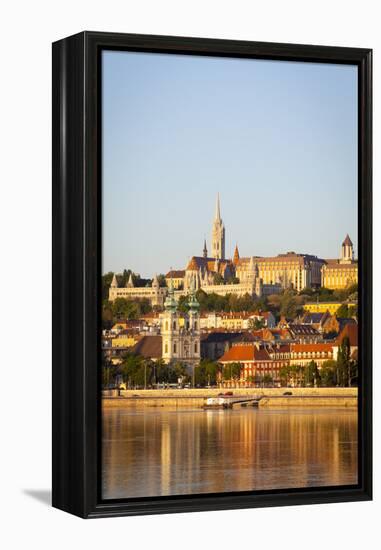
left=174, top=343, right=177, bottom=353
left=164, top=342, right=168, bottom=354
left=173, top=320, right=176, bottom=330
left=194, top=342, right=198, bottom=353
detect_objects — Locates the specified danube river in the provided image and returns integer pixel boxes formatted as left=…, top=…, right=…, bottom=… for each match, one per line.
left=102, top=405, right=358, bottom=499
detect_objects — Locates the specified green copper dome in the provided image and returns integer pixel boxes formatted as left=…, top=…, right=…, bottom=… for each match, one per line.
left=164, top=280, right=177, bottom=312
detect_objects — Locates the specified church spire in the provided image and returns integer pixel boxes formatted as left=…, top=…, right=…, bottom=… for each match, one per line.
left=233, top=243, right=240, bottom=266
left=203, top=238, right=208, bottom=258
left=126, top=273, right=134, bottom=288
left=215, top=192, right=221, bottom=221
left=110, top=273, right=118, bottom=288
left=211, top=194, right=225, bottom=260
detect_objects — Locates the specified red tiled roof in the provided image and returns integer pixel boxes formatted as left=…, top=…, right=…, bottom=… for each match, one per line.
left=220, top=345, right=271, bottom=362
left=219, top=345, right=255, bottom=362
left=186, top=256, right=232, bottom=271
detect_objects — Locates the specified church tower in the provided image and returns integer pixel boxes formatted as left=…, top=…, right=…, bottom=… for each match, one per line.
left=340, top=234, right=354, bottom=264
left=211, top=193, right=225, bottom=260
left=160, top=279, right=200, bottom=367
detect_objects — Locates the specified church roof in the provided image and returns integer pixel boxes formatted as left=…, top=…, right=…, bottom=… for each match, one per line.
left=186, top=256, right=232, bottom=273
left=130, top=335, right=162, bottom=359
left=342, top=234, right=353, bottom=246
left=165, top=270, right=185, bottom=278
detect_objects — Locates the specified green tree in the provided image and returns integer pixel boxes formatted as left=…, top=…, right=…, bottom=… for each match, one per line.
left=280, top=290, right=303, bottom=319
left=195, top=360, right=220, bottom=387
left=319, top=360, right=337, bottom=387
left=262, top=374, right=274, bottom=387
left=223, top=362, right=243, bottom=382
left=336, top=304, right=350, bottom=318
left=246, top=375, right=256, bottom=386
left=336, top=336, right=351, bottom=387
left=304, top=360, right=320, bottom=387
left=102, top=359, right=118, bottom=388
left=102, top=272, right=114, bottom=300
left=156, top=274, right=167, bottom=287
left=111, top=298, right=139, bottom=320
left=279, top=365, right=291, bottom=386
left=289, top=364, right=304, bottom=387
left=248, top=317, right=265, bottom=330
left=213, top=273, right=224, bottom=285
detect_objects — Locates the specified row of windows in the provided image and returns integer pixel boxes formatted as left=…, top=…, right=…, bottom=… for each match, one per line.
left=291, top=351, right=331, bottom=358
left=164, top=342, right=198, bottom=354
left=164, top=320, right=198, bottom=331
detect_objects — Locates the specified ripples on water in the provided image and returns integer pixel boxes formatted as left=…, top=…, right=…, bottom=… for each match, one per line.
left=102, top=406, right=358, bottom=499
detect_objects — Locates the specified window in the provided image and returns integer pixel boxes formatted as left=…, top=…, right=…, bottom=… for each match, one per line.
left=194, top=343, right=198, bottom=353
left=174, top=343, right=177, bottom=353
left=164, top=343, right=168, bottom=354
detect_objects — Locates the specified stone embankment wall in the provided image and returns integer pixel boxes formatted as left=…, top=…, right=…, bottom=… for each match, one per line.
left=102, top=387, right=357, bottom=408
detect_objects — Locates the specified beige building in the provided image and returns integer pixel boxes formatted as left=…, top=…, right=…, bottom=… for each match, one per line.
left=321, top=235, right=358, bottom=289
left=108, top=273, right=167, bottom=307
left=236, top=251, right=324, bottom=292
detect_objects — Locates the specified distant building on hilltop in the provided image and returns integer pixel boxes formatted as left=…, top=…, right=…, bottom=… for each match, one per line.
left=108, top=272, right=167, bottom=307
left=321, top=234, right=358, bottom=289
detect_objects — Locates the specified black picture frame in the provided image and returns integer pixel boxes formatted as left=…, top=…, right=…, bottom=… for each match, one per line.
left=52, top=31, right=372, bottom=519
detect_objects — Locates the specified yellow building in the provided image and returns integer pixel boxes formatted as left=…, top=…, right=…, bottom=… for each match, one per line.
left=321, top=235, right=358, bottom=289
left=165, top=270, right=185, bottom=289
left=219, top=313, right=251, bottom=330
left=304, top=302, right=357, bottom=315
left=236, top=252, right=324, bottom=292
left=111, top=334, right=140, bottom=348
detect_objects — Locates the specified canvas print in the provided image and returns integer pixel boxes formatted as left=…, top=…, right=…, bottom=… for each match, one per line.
left=101, top=51, right=358, bottom=500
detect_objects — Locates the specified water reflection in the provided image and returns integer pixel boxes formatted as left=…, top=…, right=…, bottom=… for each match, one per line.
left=102, top=406, right=358, bottom=499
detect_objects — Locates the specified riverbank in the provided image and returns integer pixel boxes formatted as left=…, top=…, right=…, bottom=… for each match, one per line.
left=102, top=387, right=357, bottom=408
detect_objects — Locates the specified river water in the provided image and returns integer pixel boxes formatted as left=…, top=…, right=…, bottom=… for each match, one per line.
left=102, top=405, right=358, bottom=500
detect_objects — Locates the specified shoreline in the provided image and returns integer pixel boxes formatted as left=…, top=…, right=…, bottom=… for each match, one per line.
left=102, top=387, right=357, bottom=408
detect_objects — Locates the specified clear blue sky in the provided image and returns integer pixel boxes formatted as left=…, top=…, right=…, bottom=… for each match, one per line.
left=102, top=50, right=358, bottom=277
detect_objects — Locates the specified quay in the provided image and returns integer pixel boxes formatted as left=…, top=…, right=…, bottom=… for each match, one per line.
left=102, top=387, right=358, bottom=409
